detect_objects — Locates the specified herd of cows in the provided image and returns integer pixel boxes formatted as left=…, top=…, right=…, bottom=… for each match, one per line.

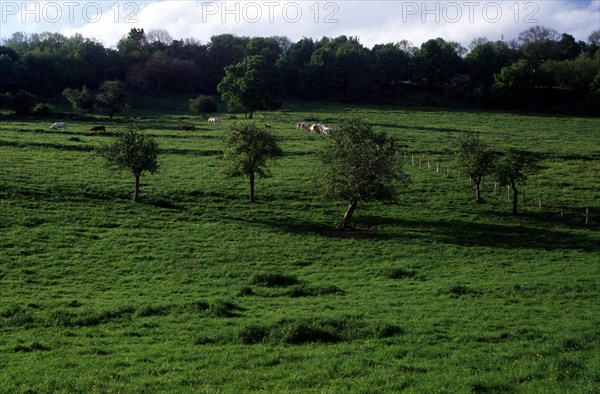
left=50, top=118, right=335, bottom=136
left=296, top=121, right=333, bottom=136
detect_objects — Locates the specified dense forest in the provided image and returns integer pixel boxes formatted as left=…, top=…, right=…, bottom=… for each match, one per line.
left=1, top=26, right=599, bottom=114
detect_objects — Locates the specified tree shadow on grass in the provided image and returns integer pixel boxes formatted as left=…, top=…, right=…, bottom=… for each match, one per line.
left=358, top=215, right=598, bottom=252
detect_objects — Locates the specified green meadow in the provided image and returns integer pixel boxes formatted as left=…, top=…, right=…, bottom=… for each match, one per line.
left=1, top=99, right=599, bottom=393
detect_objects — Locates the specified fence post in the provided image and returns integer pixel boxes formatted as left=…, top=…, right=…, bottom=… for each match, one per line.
left=560, top=203, right=563, bottom=217
left=585, top=208, right=590, bottom=225
left=446, top=165, right=450, bottom=178
left=507, top=185, right=511, bottom=201
left=538, top=195, right=542, bottom=210
left=493, top=182, right=497, bottom=195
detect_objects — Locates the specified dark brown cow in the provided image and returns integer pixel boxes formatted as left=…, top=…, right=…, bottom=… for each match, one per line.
left=90, top=125, right=105, bottom=132
left=180, top=124, right=196, bottom=131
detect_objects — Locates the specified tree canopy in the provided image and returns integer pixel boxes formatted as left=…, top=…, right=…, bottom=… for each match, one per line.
left=97, top=127, right=160, bottom=202
left=495, top=149, right=539, bottom=214
left=455, top=132, right=496, bottom=202
left=222, top=122, right=283, bottom=202
left=1, top=26, right=599, bottom=114
left=217, top=55, right=284, bottom=118
left=322, top=119, right=409, bottom=229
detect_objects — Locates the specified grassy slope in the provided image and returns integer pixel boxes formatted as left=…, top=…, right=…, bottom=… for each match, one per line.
left=1, top=99, right=599, bottom=393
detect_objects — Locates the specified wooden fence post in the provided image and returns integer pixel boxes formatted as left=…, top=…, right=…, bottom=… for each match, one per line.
left=585, top=208, right=590, bottom=224
left=538, top=195, right=542, bottom=210
left=560, top=203, right=564, bottom=217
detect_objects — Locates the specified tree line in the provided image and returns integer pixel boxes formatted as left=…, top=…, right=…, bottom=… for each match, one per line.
left=1, top=26, right=599, bottom=114
left=101, top=120, right=539, bottom=230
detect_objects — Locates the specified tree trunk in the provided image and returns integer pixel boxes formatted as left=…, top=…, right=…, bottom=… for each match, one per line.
left=133, top=174, right=140, bottom=202
left=249, top=109, right=254, bottom=119
left=511, top=181, right=518, bottom=215
left=340, top=200, right=358, bottom=230
left=249, top=172, right=255, bottom=203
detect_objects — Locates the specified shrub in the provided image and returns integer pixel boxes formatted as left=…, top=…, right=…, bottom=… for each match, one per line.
left=251, top=273, right=299, bottom=287
left=194, top=336, right=215, bottom=345
left=7, top=90, right=37, bottom=115
left=32, top=103, right=55, bottom=116
left=189, top=95, right=217, bottom=115
left=383, top=267, right=416, bottom=279
left=269, top=320, right=340, bottom=345
left=449, top=284, right=480, bottom=297
left=285, top=284, right=344, bottom=297
left=208, top=300, right=242, bottom=318
left=238, top=324, right=270, bottom=344
left=237, top=286, right=255, bottom=296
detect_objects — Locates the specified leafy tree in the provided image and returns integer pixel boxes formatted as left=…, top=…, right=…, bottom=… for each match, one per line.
left=32, top=102, right=55, bottom=116
left=7, top=90, right=37, bottom=115
left=413, top=38, right=463, bottom=89
left=117, top=28, right=150, bottom=63
left=495, top=149, right=538, bottom=214
left=551, top=33, right=582, bottom=61
left=222, top=122, right=283, bottom=202
left=465, top=40, right=518, bottom=90
left=455, top=132, right=496, bottom=202
left=540, top=55, right=600, bottom=92
left=0, top=48, right=27, bottom=92
left=517, top=25, right=559, bottom=65
left=63, top=86, right=96, bottom=113
left=207, top=34, right=249, bottom=89
left=189, top=95, right=217, bottom=115
left=491, top=60, right=533, bottom=106
left=278, top=37, right=316, bottom=96
left=322, top=119, right=409, bottom=229
left=371, top=43, right=412, bottom=92
left=95, top=80, right=128, bottom=118
left=245, top=37, right=282, bottom=63
left=217, top=55, right=284, bottom=118
left=97, top=127, right=160, bottom=202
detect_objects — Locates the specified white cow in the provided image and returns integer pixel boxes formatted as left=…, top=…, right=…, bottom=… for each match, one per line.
left=322, top=127, right=333, bottom=136
left=310, top=124, right=325, bottom=133
left=50, top=122, right=67, bottom=129
left=208, top=117, right=219, bottom=124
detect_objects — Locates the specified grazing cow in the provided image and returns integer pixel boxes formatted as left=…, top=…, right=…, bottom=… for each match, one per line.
left=89, top=125, right=105, bottom=132
left=208, top=117, right=219, bottom=124
left=322, top=127, right=333, bottom=136
left=50, top=122, right=67, bottom=129
left=180, top=124, right=196, bottom=131
left=310, top=124, right=326, bottom=133
left=296, top=121, right=309, bottom=130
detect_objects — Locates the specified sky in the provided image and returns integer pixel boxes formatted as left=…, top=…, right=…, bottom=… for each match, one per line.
left=0, top=0, right=599, bottom=48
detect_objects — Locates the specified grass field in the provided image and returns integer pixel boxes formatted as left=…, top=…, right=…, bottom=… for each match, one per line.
left=1, top=98, right=599, bottom=393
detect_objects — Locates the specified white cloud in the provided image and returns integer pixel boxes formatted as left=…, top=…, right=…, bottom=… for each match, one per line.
left=2, top=1, right=599, bottom=48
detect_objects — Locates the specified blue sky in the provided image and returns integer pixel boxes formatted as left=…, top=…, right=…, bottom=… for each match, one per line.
left=1, top=1, right=599, bottom=48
